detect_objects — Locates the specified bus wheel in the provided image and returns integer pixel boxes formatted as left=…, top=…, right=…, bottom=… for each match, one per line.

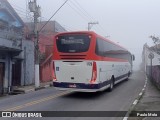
left=126, top=72, right=130, bottom=81
left=108, top=78, right=114, bottom=92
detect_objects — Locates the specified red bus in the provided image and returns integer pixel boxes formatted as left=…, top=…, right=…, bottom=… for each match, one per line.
left=52, top=31, right=134, bottom=92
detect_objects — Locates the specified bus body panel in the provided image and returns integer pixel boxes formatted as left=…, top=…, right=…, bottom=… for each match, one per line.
left=98, top=61, right=131, bottom=83
left=54, top=60, right=92, bottom=84
left=52, top=31, right=133, bottom=92
left=53, top=60, right=131, bottom=92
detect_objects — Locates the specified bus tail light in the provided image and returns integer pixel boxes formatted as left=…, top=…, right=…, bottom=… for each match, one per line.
left=90, top=62, right=97, bottom=84
left=52, top=61, right=57, bottom=81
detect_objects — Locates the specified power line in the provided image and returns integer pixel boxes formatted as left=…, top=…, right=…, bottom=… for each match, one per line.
left=66, top=0, right=106, bottom=34
left=61, top=24, right=77, bottom=31
left=73, top=0, right=95, bottom=21
left=69, top=0, right=91, bottom=21
left=13, top=7, right=33, bottom=18
left=10, top=0, right=75, bottom=32
left=9, top=2, right=31, bottom=13
left=71, top=0, right=107, bottom=34
left=10, top=0, right=106, bottom=33
left=63, top=0, right=94, bottom=30
left=39, top=0, right=69, bottom=32
left=10, top=4, right=34, bottom=23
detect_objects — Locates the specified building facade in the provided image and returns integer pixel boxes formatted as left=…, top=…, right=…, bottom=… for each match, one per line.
left=0, top=0, right=34, bottom=94
left=39, top=21, right=66, bottom=82
left=26, top=21, right=66, bottom=82
left=142, top=43, right=160, bottom=88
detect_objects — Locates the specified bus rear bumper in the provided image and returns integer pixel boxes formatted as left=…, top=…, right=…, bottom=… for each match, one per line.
left=53, top=81, right=110, bottom=92
left=54, top=87, right=100, bottom=92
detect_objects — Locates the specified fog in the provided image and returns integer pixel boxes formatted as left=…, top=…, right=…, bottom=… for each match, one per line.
left=8, top=0, right=160, bottom=70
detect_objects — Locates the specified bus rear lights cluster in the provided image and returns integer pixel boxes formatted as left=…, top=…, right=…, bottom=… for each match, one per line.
left=52, top=61, right=57, bottom=81
left=90, top=61, right=97, bottom=84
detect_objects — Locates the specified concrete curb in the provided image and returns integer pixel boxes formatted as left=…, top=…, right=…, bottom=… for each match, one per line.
left=35, top=83, right=52, bottom=91
left=21, top=83, right=53, bottom=93
left=24, top=88, right=35, bottom=93
left=123, top=76, right=148, bottom=120
left=35, top=86, right=45, bottom=91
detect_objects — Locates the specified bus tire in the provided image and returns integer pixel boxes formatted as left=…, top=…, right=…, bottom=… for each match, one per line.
left=126, top=72, right=130, bottom=81
left=108, top=77, right=114, bottom=92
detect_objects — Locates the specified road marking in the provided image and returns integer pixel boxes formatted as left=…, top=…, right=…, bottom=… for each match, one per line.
left=3, top=91, right=71, bottom=111
left=139, top=92, right=142, bottom=96
left=133, top=99, right=138, bottom=105
left=123, top=117, right=128, bottom=120
left=123, top=75, right=148, bottom=120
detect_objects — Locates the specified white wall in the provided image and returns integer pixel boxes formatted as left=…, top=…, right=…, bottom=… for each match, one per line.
left=22, top=40, right=35, bottom=85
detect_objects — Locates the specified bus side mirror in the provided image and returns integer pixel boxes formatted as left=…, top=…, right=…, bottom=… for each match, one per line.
left=132, top=54, right=135, bottom=61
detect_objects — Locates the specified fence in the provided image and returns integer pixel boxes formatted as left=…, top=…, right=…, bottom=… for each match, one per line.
left=143, top=44, right=160, bottom=88
left=146, top=65, right=160, bottom=88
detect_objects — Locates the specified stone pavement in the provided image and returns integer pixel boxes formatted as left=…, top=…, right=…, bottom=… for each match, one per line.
left=128, top=78, right=160, bottom=120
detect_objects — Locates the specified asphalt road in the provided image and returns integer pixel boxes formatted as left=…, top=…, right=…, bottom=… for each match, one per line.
left=0, top=70, right=146, bottom=120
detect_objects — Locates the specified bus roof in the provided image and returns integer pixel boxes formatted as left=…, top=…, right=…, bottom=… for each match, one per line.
left=55, top=31, right=129, bottom=52
left=55, top=31, right=95, bottom=36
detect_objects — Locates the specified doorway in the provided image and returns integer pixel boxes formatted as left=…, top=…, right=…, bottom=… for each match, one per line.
left=0, top=62, right=4, bottom=95
left=12, top=61, right=21, bottom=86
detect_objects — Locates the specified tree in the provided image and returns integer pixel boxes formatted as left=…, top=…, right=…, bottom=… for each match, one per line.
left=150, top=35, right=160, bottom=44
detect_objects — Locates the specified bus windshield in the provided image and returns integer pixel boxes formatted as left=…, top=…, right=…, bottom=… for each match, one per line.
left=56, top=34, right=91, bottom=53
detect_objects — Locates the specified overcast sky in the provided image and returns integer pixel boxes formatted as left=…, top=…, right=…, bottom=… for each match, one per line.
left=8, top=0, right=160, bottom=70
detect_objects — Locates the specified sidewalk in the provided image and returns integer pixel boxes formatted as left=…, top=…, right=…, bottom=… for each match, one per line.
left=128, top=78, right=160, bottom=120
left=11, top=81, right=53, bottom=94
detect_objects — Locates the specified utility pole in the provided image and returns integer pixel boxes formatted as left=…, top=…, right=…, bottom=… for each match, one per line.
left=29, top=0, right=41, bottom=88
left=88, top=22, right=98, bottom=31
left=148, top=52, right=154, bottom=79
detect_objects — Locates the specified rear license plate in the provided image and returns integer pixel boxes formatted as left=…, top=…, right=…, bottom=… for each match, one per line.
left=69, top=84, right=77, bottom=88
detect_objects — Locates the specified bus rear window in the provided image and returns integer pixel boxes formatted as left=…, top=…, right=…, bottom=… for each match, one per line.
left=56, top=34, right=91, bottom=53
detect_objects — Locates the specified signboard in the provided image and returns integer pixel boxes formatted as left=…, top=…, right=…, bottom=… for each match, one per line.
left=148, top=53, right=154, bottom=59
